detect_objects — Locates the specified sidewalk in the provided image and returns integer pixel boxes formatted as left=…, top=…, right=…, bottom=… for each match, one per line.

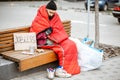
left=11, top=56, right=120, bottom=80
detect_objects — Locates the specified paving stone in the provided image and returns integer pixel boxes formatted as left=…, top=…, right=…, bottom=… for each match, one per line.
left=11, top=56, right=120, bottom=80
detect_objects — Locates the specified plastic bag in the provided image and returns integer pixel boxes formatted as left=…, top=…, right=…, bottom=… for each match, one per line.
left=69, top=37, right=103, bottom=71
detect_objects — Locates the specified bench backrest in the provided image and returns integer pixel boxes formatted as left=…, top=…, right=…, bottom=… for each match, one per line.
left=0, top=20, right=71, bottom=54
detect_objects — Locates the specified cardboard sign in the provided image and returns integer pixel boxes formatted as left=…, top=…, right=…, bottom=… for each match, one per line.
left=14, top=33, right=37, bottom=50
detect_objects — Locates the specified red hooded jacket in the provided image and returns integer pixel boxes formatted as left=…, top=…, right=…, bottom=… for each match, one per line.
left=30, top=5, right=80, bottom=75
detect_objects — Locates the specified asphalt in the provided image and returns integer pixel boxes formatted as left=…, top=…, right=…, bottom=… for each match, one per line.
left=0, top=0, right=120, bottom=80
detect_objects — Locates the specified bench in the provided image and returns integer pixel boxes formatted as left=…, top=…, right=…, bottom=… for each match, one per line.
left=0, top=20, right=71, bottom=72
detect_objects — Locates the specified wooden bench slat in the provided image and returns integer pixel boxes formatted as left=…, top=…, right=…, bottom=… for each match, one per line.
left=0, top=47, right=14, bottom=53
left=0, top=33, right=13, bottom=38
left=0, top=40, right=13, bottom=44
left=0, top=30, right=29, bottom=38
left=0, top=27, right=29, bottom=34
left=1, top=50, right=29, bottom=62
left=0, top=43, right=13, bottom=49
left=0, top=31, right=30, bottom=42
left=63, top=23, right=71, bottom=28
left=0, top=36, right=13, bottom=42
left=62, top=20, right=71, bottom=24
left=3, top=55, right=20, bottom=62
left=65, top=28, right=70, bottom=32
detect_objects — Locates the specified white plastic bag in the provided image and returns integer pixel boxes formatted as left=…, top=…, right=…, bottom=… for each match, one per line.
left=69, top=37, right=103, bottom=71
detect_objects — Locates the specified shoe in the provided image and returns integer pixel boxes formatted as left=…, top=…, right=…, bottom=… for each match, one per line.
left=47, top=68, right=55, bottom=80
left=55, top=66, right=72, bottom=78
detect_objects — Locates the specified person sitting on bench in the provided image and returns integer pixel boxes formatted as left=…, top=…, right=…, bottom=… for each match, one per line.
left=30, top=0, right=80, bottom=78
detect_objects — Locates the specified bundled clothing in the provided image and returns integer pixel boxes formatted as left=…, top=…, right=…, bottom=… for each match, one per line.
left=30, top=5, right=80, bottom=75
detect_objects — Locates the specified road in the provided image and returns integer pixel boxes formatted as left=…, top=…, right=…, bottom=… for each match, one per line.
left=0, top=0, right=120, bottom=46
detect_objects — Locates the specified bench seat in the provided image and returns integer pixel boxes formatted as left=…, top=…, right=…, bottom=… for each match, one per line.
left=1, top=50, right=57, bottom=71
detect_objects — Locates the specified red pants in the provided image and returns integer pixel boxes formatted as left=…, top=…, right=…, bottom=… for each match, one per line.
left=41, top=39, right=80, bottom=75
